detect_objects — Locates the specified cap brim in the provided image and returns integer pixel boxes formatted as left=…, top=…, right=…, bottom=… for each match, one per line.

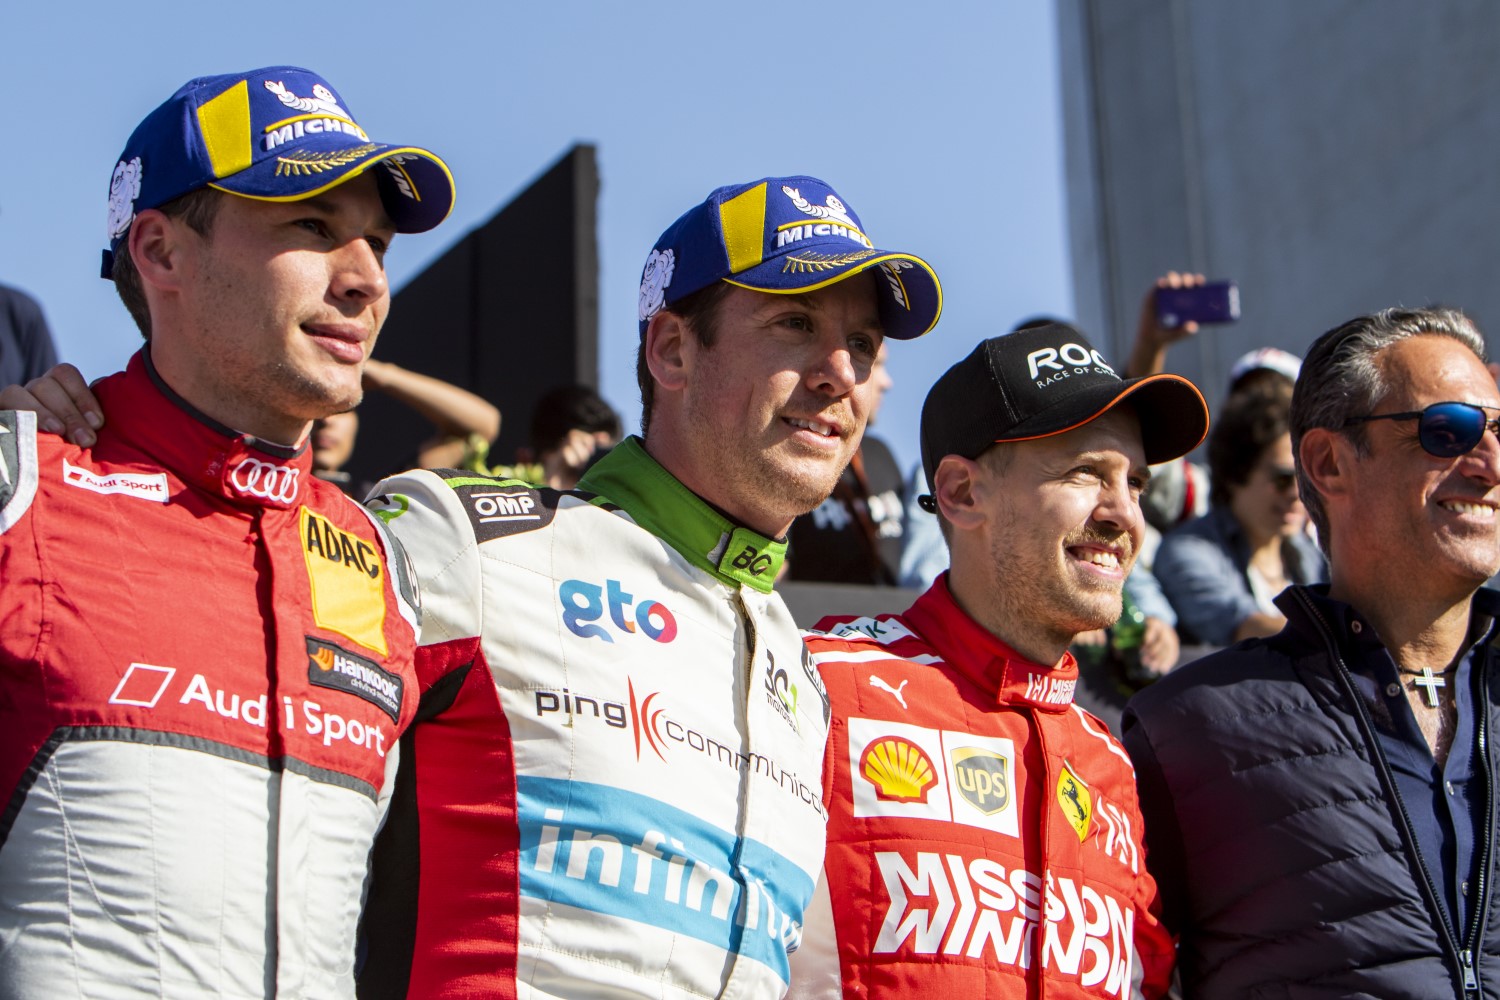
left=210, top=138, right=455, bottom=234
left=995, top=373, right=1210, bottom=465
left=724, top=249, right=943, bottom=340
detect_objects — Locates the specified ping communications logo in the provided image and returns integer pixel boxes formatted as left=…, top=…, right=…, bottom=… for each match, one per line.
left=559, top=578, right=678, bottom=644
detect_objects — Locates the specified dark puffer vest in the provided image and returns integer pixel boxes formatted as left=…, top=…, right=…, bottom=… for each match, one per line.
left=1123, top=585, right=1500, bottom=999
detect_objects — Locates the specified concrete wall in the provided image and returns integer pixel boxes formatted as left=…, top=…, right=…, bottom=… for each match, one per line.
left=1059, top=0, right=1500, bottom=412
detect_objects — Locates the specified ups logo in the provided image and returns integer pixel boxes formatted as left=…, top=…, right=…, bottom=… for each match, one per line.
left=952, top=746, right=1010, bottom=815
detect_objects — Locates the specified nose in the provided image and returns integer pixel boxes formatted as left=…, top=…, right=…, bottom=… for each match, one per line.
left=1461, top=421, right=1500, bottom=488
left=807, top=345, right=858, bottom=397
left=330, top=238, right=388, bottom=306
left=1091, top=473, right=1143, bottom=541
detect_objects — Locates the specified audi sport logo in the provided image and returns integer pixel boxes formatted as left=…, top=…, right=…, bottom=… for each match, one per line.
left=230, top=457, right=299, bottom=504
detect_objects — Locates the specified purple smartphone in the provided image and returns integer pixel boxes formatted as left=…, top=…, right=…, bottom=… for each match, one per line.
left=1155, top=281, right=1240, bottom=327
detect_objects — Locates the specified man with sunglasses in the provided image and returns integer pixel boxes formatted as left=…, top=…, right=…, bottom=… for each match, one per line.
left=1123, top=308, right=1500, bottom=997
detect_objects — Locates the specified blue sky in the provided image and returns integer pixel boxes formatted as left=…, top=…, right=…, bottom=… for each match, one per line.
left=0, top=2, right=1072, bottom=478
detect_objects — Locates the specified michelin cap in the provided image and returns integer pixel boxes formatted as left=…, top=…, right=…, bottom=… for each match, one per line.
left=102, top=66, right=454, bottom=277
left=637, top=175, right=942, bottom=340
left=917, top=323, right=1210, bottom=510
left=1227, top=346, right=1302, bottom=392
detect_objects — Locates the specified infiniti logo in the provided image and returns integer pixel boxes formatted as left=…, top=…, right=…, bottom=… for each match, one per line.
left=230, top=457, right=299, bottom=505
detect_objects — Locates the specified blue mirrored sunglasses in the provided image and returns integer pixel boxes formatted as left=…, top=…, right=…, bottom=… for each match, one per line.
left=1343, top=401, right=1500, bottom=458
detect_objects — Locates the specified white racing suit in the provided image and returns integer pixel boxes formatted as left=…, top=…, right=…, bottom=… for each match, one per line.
left=358, top=436, right=831, bottom=998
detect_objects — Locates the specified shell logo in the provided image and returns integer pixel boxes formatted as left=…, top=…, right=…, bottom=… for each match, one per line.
left=311, top=646, right=336, bottom=672
left=860, top=736, right=938, bottom=803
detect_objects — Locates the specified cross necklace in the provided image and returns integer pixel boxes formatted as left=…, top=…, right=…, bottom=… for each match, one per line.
left=1402, top=666, right=1456, bottom=708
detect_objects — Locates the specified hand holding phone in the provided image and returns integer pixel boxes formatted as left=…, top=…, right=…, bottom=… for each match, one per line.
left=1155, top=281, right=1240, bottom=328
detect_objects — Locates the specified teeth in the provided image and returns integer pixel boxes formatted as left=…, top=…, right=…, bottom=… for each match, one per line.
left=1077, top=549, right=1120, bottom=569
left=1444, top=501, right=1496, bottom=517
left=788, top=418, right=835, bottom=437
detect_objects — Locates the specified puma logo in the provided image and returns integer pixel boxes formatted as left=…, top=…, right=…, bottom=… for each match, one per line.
left=869, top=675, right=909, bottom=709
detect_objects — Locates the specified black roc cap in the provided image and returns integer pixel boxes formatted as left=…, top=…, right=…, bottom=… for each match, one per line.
left=917, top=323, right=1210, bottom=510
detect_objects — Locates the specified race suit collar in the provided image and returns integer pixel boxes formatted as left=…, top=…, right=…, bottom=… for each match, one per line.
left=104, top=349, right=313, bottom=510
left=901, top=574, right=1079, bottom=713
left=577, top=436, right=786, bottom=593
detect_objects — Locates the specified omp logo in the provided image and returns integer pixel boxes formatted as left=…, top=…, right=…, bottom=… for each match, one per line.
left=469, top=489, right=541, bottom=523
left=730, top=544, right=774, bottom=577
left=952, top=747, right=1009, bottom=815
left=860, top=736, right=938, bottom=803
left=229, top=457, right=299, bottom=504
left=63, top=460, right=169, bottom=503
left=875, top=852, right=1138, bottom=996
left=559, top=579, right=678, bottom=644
left=1025, top=344, right=1117, bottom=381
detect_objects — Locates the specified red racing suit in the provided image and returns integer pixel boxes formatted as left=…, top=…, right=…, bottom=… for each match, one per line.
left=789, top=577, right=1173, bottom=999
left=0, top=352, right=420, bottom=999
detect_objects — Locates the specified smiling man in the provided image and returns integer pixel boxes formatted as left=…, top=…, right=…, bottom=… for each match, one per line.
left=1123, top=308, right=1500, bottom=996
left=354, top=176, right=941, bottom=998
left=789, top=324, right=1207, bottom=998
left=0, top=67, right=452, bottom=997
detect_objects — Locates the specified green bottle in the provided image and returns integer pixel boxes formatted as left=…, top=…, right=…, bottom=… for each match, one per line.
left=1110, top=592, right=1151, bottom=687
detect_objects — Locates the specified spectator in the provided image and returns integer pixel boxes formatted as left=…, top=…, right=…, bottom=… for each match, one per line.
left=310, top=359, right=501, bottom=495
left=1155, top=381, right=1325, bottom=645
left=0, top=66, right=452, bottom=996
left=490, top=383, right=621, bottom=489
left=790, top=323, right=1207, bottom=997
left=1124, top=307, right=1500, bottom=996
left=789, top=342, right=905, bottom=584
left=0, top=281, right=58, bottom=388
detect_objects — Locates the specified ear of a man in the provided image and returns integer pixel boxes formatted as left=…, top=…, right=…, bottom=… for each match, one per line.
left=644, top=310, right=692, bottom=395
left=934, top=454, right=987, bottom=532
left=1298, top=428, right=1349, bottom=506
left=129, top=210, right=190, bottom=295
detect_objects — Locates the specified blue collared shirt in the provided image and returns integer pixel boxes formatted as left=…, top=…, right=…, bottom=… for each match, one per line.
left=1304, top=587, right=1495, bottom=937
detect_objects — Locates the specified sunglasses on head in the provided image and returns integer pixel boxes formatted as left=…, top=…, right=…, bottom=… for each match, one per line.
left=1343, top=401, right=1500, bottom=458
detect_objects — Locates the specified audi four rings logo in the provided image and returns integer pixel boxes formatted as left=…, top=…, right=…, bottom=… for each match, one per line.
left=230, top=458, right=300, bottom=504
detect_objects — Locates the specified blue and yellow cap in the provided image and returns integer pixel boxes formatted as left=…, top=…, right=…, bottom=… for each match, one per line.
left=102, top=66, right=455, bottom=278
left=637, top=175, right=942, bottom=340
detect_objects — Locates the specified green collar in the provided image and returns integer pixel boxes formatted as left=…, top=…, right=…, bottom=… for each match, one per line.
left=577, top=436, right=786, bottom=593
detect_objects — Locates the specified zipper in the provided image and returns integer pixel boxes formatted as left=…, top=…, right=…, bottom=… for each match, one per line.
left=1291, top=588, right=1477, bottom=995
left=1463, top=644, right=1493, bottom=992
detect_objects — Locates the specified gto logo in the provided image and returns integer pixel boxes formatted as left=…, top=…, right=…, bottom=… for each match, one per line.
left=1026, top=343, right=1116, bottom=380
left=559, top=578, right=678, bottom=644
left=229, top=457, right=299, bottom=504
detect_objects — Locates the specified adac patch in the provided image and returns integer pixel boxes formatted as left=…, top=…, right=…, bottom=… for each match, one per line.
left=0, top=411, right=39, bottom=536
left=437, top=472, right=558, bottom=543
left=1056, top=761, right=1093, bottom=841
left=300, top=506, right=389, bottom=656
left=305, top=637, right=403, bottom=722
